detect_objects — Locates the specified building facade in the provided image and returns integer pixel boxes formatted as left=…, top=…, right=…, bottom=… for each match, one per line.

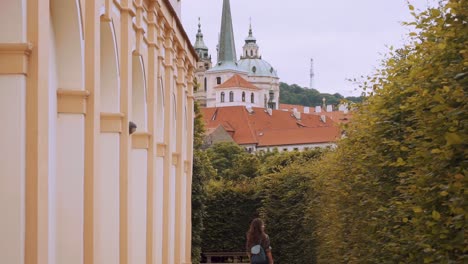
left=0, top=0, right=196, bottom=264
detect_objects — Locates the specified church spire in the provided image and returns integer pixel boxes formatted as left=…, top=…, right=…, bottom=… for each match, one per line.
left=217, top=0, right=237, bottom=64
left=245, top=18, right=257, bottom=44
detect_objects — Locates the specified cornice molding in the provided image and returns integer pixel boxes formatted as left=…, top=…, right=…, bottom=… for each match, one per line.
left=57, top=89, right=90, bottom=114
left=100, top=112, right=124, bottom=133
left=0, top=43, right=33, bottom=75
left=156, top=143, right=167, bottom=157
left=132, top=132, right=151, bottom=149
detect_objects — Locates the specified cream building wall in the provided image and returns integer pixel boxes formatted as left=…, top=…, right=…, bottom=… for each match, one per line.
left=0, top=0, right=196, bottom=264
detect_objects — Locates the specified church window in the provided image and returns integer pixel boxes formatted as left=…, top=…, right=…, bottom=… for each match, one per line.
left=252, top=66, right=256, bottom=73
left=216, top=77, right=221, bottom=84
left=250, top=50, right=253, bottom=56
left=251, top=93, right=255, bottom=103
left=270, top=67, right=274, bottom=73
left=220, top=92, right=225, bottom=102
left=229, top=91, right=234, bottom=102
left=246, top=50, right=248, bottom=57
left=204, top=77, right=207, bottom=91
left=242, top=92, right=245, bottom=102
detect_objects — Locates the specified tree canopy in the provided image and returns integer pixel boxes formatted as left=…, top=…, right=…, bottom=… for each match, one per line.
left=279, top=82, right=363, bottom=107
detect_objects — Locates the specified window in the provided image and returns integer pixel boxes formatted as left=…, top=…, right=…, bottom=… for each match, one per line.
left=251, top=93, right=255, bottom=103
left=283, top=148, right=288, bottom=152
left=250, top=50, right=253, bottom=56
left=204, top=77, right=207, bottom=91
left=246, top=50, right=248, bottom=57
left=216, top=77, right=221, bottom=84
left=293, top=148, right=299, bottom=151
left=220, top=92, right=225, bottom=102
left=229, top=91, right=234, bottom=102
left=242, top=92, right=245, bottom=102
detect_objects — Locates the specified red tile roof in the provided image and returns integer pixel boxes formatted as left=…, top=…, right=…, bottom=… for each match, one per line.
left=279, top=103, right=352, bottom=124
left=201, top=106, right=341, bottom=147
left=279, top=103, right=314, bottom=113
left=215, top=74, right=260, bottom=90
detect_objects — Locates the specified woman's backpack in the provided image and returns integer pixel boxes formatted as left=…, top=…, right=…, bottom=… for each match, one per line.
left=250, top=240, right=267, bottom=264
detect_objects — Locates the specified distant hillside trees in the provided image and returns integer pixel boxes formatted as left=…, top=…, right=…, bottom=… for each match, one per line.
left=279, top=82, right=363, bottom=107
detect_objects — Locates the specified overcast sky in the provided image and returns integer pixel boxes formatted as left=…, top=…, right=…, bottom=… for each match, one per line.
left=181, top=0, right=436, bottom=96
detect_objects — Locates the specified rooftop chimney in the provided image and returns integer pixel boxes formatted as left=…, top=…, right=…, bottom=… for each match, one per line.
left=320, top=115, right=326, bottom=123
left=246, top=105, right=254, bottom=114
left=293, top=109, right=301, bottom=120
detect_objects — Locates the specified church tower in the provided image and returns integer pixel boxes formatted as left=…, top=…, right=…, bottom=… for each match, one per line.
left=204, top=0, right=249, bottom=107
left=193, top=18, right=212, bottom=106
left=241, top=22, right=260, bottom=59
left=194, top=18, right=211, bottom=65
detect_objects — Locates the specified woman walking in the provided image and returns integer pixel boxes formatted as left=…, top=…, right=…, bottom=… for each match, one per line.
left=246, top=218, right=274, bottom=264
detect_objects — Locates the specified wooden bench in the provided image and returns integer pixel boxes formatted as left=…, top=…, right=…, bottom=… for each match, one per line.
left=202, top=251, right=249, bottom=264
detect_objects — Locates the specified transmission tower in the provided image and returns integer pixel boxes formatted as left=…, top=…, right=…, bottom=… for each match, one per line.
left=309, top=58, right=315, bottom=89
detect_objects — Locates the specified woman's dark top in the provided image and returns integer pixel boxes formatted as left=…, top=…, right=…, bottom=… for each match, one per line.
left=246, top=233, right=272, bottom=253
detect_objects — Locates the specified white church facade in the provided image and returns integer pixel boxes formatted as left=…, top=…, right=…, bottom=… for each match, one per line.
left=193, top=0, right=280, bottom=109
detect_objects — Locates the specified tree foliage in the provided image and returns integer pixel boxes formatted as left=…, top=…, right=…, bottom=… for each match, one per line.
left=192, top=102, right=216, bottom=264
left=202, top=179, right=261, bottom=252
left=206, top=142, right=260, bottom=180
left=309, top=1, right=467, bottom=262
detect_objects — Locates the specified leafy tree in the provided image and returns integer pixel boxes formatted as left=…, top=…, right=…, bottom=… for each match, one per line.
left=202, top=179, right=261, bottom=253
left=192, top=102, right=216, bottom=264
left=309, top=1, right=467, bottom=262
left=206, top=142, right=257, bottom=180
left=259, top=163, right=319, bottom=264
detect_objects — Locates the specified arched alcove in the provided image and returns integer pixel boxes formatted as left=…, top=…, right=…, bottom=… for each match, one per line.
left=100, top=20, right=120, bottom=112
left=132, top=55, right=147, bottom=132
left=156, top=78, right=165, bottom=141
left=51, top=0, right=84, bottom=89
left=172, top=92, right=177, bottom=151
left=50, top=1, right=85, bottom=264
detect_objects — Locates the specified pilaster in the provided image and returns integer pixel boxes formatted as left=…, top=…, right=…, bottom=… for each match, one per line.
left=25, top=0, right=50, bottom=263
left=162, top=25, right=175, bottom=264
left=146, top=3, right=158, bottom=264
left=119, top=1, right=135, bottom=263
left=83, top=0, right=101, bottom=263
left=174, top=47, right=186, bottom=263
left=184, top=65, right=195, bottom=264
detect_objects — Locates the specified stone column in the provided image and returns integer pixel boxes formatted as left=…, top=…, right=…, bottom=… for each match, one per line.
left=0, top=0, right=30, bottom=263
left=119, top=2, right=135, bottom=264
left=162, top=25, right=176, bottom=264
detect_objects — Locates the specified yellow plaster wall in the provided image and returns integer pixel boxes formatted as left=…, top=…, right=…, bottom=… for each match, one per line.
left=0, top=1, right=196, bottom=264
